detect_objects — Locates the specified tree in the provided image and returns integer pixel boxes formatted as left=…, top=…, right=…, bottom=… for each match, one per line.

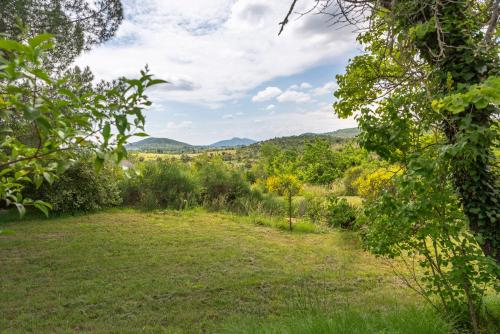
left=0, top=0, right=123, bottom=70
left=299, top=139, right=339, bottom=184
left=280, top=1, right=499, bottom=331
left=266, top=173, right=302, bottom=230
left=282, top=0, right=499, bottom=265
left=0, top=34, right=164, bottom=216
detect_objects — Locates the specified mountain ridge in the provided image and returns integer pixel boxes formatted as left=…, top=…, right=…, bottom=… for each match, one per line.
left=209, top=137, right=257, bottom=148
left=126, top=127, right=358, bottom=152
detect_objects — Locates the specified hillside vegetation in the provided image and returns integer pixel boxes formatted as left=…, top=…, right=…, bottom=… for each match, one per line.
left=125, top=128, right=359, bottom=153
left=210, top=137, right=257, bottom=148
left=126, top=137, right=197, bottom=153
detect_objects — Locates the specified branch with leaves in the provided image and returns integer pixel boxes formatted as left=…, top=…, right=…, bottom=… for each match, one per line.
left=0, top=34, right=166, bottom=216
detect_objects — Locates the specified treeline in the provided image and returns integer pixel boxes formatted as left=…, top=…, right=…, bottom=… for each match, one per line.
left=23, top=139, right=369, bottom=230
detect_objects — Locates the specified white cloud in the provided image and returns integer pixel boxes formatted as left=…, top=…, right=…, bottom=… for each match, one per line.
left=277, top=90, right=311, bottom=103
left=166, top=120, right=193, bottom=129
left=240, top=109, right=356, bottom=140
left=222, top=114, right=234, bottom=119
left=235, top=111, right=244, bottom=116
left=76, top=0, right=356, bottom=106
left=300, top=82, right=312, bottom=89
left=313, top=81, right=338, bottom=95
left=266, top=104, right=276, bottom=110
left=252, top=87, right=283, bottom=102
left=317, top=102, right=334, bottom=113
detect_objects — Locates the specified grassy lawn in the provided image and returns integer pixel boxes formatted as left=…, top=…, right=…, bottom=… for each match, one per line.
left=1, top=209, right=439, bottom=333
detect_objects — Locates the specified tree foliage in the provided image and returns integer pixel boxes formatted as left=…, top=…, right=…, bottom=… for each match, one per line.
left=25, top=158, right=122, bottom=213
left=0, top=34, right=164, bottom=216
left=266, top=173, right=302, bottom=230
left=281, top=0, right=499, bottom=331
left=0, top=0, right=123, bottom=70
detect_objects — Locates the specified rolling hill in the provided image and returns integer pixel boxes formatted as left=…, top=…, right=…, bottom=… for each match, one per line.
left=323, top=127, right=360, bottom=138
left=126, top=137, right=195, bottom=152
left=126, top=127, right=359, bottom=152
left=247, top=133, right=346, bottom=152
left=209, top=137, right=256, bottom=148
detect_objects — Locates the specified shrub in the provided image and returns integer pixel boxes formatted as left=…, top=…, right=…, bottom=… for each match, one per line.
left=119, top=170, right=143, bottom=206
left=124, top=160, right=199, bottom=210
left=342, top=165, right=365, bottom=195
left=354, top=165, right=402, bottom=198
left=324, top=196, right=357, bottom=229
left=26, top=160, right=122, bottom=214
left=196, top=159, right=250, bottom=207
left=234, top=188, right=285, bottom=217
left=304, top=195, right=324, bottom=224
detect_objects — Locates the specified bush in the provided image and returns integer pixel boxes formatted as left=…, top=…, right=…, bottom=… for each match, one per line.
left=303, top=195, right=324, bottom=224
left=233, top=188, right=285, bottom=216
left=342, top=165, right=365, bottom=196
left=26, top=160, right=122, bottom=214
left=324, top=196, right=357, bottom=229
left=196, top=159, right=250, bottom=207
left=354, top=165, right=402, bottom=198
left=122, top=160, right=199, bottom=210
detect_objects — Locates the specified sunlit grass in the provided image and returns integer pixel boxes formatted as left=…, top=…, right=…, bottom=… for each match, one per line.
left=221, top=307, right=454, bottom=334
left=339, top=195, right=364, bottom=208
left=1, top=209, right=443, bottom=333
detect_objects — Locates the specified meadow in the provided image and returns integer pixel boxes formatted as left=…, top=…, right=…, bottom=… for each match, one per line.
left=2, top=2, right=499, bottom=333
left=4, top=135, right=498, bottom=333
left=0, top=209, right=452, bottom=334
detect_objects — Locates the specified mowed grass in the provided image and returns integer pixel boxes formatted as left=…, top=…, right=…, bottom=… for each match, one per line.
left=1, top=210, right=443, bottom=333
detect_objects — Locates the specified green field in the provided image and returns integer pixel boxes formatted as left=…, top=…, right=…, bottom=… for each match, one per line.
left=0, top=209, right=452, bottom=333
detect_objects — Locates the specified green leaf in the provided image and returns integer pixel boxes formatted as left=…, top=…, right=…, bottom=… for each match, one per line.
left=102, top=122, right=111, bottom=145
left=14, top=203, right=26, bottom=218
left=28, top=34, right=54, bottom=48
left=31, top=69, right=52, bottom=84
left=146, top=79, right=168, bottom=87
left=0, top=39, right=24, bottom=51
left=33, top=174, right=43, bottom=189
left=43, top=172, right=54, bottom=184
left=95, top=156, right=105, bottom=171
left=36, top=116, right=52, bottom=131
left=474, top=97, right=489, bottom=109
left=34, top=200, right=51, bottom=217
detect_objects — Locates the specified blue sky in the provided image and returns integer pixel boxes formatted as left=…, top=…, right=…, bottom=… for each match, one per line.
left=77, top=0, right=360, bottom=145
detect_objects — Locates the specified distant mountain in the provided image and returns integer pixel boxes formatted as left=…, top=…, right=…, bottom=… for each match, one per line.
left=125, top=127, right=358, bottom=153
left=323, top=127, right=360, bottom=138
left=209, top=137, right=257, bottom=148
left=126, top=137, right=194, bottom=152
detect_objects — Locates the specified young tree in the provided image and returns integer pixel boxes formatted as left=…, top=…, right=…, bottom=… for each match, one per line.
left=0, top=35, right=164, bottom=216
left=266, top=173, right=302, bottom=230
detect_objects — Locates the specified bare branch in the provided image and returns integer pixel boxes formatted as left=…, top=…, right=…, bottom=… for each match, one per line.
left=484, top=0, right=500, bottom=43
left=278, top=0, right=300, bottom=35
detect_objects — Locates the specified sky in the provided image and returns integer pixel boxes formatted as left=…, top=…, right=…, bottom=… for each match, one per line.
left=76, top=0, right=360, bottom=145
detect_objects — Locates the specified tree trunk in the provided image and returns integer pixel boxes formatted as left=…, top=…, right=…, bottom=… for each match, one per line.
left=288, top=194, right=292, bottom=231
left=446, top=116, right=500, bottom=263
left=409, top=1, right=500, bottom=264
